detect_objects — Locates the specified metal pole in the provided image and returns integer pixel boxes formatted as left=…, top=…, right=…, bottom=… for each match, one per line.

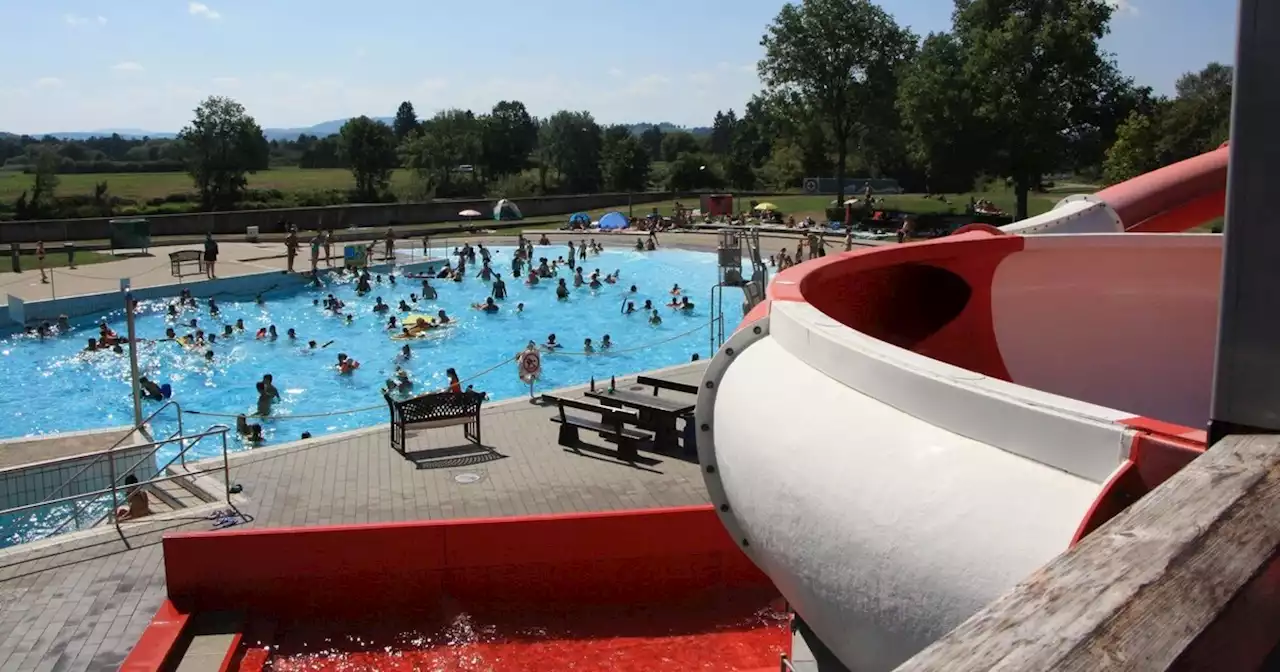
left=221, top=432, right=231, bottom=504
left=1207, top=0, right=1280, bottom=446
left=125, top=290, right=143, bottom=428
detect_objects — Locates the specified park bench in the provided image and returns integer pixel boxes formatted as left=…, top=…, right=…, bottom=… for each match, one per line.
left=542, top=394, right=651, bottom=462
left=384, top=390, right=484, bottom=454
left=169, top=250, right=204, bottom=279
left=636, top=376, right=700, bottom=397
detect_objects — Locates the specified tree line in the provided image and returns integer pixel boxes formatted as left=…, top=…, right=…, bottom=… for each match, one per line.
left=3, top=0, right=1234, bottom=221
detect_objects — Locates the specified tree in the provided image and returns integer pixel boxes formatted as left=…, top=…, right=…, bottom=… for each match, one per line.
left=542, top=111, right=602, bottom=193
left=339, top=116, right=398, bottom=202
left=710, top=110, right=739, bottom=155
left=1101, top=109, right=1164, bottom=185
left=480, top=100, right=538, bottom=178
left=401, top=109, right=482, bottom=197
left=392, top=101, right=420, bottom=141
left=759, top=0, right=915, bottom=206
left=667, top=153, right=722, bottom=191
left=638, top=125, right=664, bottom=159
left=178, top=96, right=269, bottom=210
left=29, top=150, right=60, bottom=218
left=660, top=132, right=701, bottom=162
left=897, top=32, right=983, bottom=193
left=601, top=128, right=651, bottom=192
left=951, top=0, right=1119, bottom=219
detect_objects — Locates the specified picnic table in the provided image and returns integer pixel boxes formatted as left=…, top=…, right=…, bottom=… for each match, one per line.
left=585, top=388, right=695, bottom=454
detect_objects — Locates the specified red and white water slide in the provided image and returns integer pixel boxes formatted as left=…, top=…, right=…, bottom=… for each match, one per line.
left=695, top=145, right=1230, bottom=671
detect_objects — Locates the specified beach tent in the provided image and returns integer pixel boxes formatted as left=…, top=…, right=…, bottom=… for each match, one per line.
left=598, top=211, right=628, bottom=231
left=569, top=212, right=591, bottom=225
left=493, top=199, right=524, bottom=221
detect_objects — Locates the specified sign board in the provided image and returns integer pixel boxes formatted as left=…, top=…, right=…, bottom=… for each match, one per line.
left=343, top=244, right=367, bottom=269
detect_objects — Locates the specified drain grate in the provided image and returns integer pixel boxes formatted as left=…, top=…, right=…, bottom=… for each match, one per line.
left=453, top=472, right=482, bottom=485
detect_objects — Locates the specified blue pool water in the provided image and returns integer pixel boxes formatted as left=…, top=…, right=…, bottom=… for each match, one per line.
left=0, top=245, right=744, bottom=463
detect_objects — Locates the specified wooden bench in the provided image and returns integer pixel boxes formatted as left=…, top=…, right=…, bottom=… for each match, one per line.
left=542, top=394, right=651, bottom=461
left=384, top=391, right=484, bottom=454
left=636, top=375, right=700, bottom=397
left=169, top=250, right=204, bottom=279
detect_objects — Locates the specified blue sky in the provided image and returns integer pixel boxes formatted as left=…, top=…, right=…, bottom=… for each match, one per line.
left=0, top=0, right=1237, bottom=134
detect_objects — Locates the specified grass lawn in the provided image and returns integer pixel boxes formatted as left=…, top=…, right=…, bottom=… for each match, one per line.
left=0, top=249, right=123, bottom=274
left=0, top=167, right=409, bottom=203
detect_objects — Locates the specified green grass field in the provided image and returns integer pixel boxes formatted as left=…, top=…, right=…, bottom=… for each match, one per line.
left=0, top=250, right=123, bottom=274
left=0, top=168, right=416, bottom=203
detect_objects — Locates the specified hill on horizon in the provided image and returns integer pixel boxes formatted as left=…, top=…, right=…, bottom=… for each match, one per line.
left=8, top=118, right=712, bottom=142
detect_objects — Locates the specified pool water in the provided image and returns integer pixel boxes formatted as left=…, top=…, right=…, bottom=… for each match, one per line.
left=0, top=246, right=745, bottom=461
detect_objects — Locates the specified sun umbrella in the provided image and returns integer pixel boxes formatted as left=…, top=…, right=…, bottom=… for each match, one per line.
left=569, top=212, right=591, bottom=224
left=753, top=202, right=777, bottom=211
left=459, top=209, right=482, bottom=218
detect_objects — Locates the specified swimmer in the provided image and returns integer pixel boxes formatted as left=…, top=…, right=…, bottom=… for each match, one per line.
left=112, top=344, right=124, bottom=354
left=670, top=284, right=681, bottom=296
left=436, top=309, right=450, bottom=324
left=187, top=318, right=198, bottom=329
left=399, top=299, right=411, bottom=312
left=422, top=279, right=438, bottom=300
left=208, top=298, right=219, bottom=316
left=255, top=382, right=273, bottom=416
left=556, top=279, right=570, bottom=299
left=446, top=367, right=462, bottom=393
left=400, top=343, right=412, bottom=359
left=168, top=303, right=179, bottom=317
left=385, top=368, right=413, bottom=393
left=643, top=299, right=654, bottom=311
left=629, top=285, right=637, bottom=293
left=387, top=316, right=398, bottom=330
left=573, top=268, right=585, bottom=287
left=635, top=237, right=645, bottom=251
left=336, top=353, right=360, bottom=374
left=287, top=328, right=297, bottom=340
left=667, top=296, right=681, bottom=308
left=650, top=310, right=663, bottom=325
left=625, top=301, right=636, bottom=315
left=308, top=340, right=318, bottom=349
left=204, top=349, right=214, bottom=361
left=473, top=297, right=500, bottom=313
left=588, top=273, right=602, bottom=290
left=601, top=334, right=613, bottom=349
left=345, top=314, right=354, bottom=325
left=164, top=328, right=178, bottom=341
left=526, top=270, right=539, bottom=286
left=235, top=318, right=245, bottom=331
left=223, top=324, right=234, bottom=337
left=476, top=263, right=493, bottom=281
left=516, top=302, right=524, bottom=313
left=543, top=333, right=562, bottom=350
left=583, top=338, right=594, bottom=353
left=389, top=274, right=396, bottom=285
left=492, top=274, right=507, bottom=300
left=256, top=294, right=265, bottom=305
left=138, top=376, right=164, bottom=401
left=681, top=296, right=695, bottom=311
left=373, top=297, right=389, bottom=313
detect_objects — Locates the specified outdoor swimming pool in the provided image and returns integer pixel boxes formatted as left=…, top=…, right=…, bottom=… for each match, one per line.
left=0, top=245, right=745, bottom=463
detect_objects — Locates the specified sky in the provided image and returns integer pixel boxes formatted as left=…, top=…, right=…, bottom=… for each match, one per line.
left=0, top=0, right=1239, bottom=134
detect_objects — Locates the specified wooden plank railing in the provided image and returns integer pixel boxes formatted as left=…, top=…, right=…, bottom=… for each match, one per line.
left=894, top=433, right=1280, bottom=671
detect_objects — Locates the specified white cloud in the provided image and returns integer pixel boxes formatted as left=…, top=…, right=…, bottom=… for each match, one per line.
left=608, top=68, right=624, bottom=78
left=1106, top=0, right=1139, bottom=16
left=64, top=13, right=106, bottom=27
left=35, top=77, right=64, bottom=89
left=188, top=2, right=221, bottom=20
left=111, top=62, right=144, bottom=73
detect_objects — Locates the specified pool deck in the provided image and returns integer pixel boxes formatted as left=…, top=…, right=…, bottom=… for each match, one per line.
left=0, top=362, right=711, bottom=672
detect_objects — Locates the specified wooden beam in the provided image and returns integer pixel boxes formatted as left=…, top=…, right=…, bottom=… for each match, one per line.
left=894, top=433, right=1280, bottom=672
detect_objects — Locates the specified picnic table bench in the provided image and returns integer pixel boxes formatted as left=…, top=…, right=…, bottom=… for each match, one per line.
left=542, top=394, right=651, bottom=462
left=384, top=390, right=484, bottom=454
left=585, top=388, right=695, bottom=455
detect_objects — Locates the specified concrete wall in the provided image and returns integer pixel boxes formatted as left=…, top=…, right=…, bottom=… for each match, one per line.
left=0, top=192, right=677, bottom=244
left=0, top=441, right=160, bottom=510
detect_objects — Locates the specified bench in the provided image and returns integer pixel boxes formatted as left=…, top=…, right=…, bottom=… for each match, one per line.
left=384, top=391, right=484, bottom=454
left=636, top=376, right=699, bottom=397
left=542, top=394, right=651, bottom=461
left=169, top=250, right=204, bottom=279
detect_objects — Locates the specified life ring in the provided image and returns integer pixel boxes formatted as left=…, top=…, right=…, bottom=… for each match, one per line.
left=518, top=348, right=542, bottom=383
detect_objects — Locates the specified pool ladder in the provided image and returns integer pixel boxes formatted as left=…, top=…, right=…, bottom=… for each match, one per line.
left=709, top=227, right=769, bottom=354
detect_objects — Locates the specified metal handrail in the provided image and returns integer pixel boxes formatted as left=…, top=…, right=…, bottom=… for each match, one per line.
left=779, top=654, right=797, bottom=672
left=36, top=400, right=184, bottom=506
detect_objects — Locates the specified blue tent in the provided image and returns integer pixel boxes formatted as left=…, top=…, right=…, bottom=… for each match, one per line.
left=599, top=211, right=628, bottom=231
left=569, top=212, right=591, bottom=225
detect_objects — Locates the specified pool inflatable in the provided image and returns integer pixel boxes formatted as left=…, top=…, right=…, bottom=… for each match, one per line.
left=698, top=144, right=1228, bottom=670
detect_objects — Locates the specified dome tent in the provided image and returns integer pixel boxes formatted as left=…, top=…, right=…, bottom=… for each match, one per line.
left=493, top=199, right=524, bottom=221
left=598, top=211, right=628, bottom=231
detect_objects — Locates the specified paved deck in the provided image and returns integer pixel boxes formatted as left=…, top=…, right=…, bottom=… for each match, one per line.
left=0, top=363, right=710, bottom=672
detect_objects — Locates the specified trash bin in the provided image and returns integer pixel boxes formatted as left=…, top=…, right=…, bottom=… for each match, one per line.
left=9, top=243, right=20, bottom=273
left=63, top=242, right=75, bottom=269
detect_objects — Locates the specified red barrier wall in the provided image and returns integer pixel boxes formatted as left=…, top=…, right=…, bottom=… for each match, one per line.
left=163, top=505, right=768, bottom=617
